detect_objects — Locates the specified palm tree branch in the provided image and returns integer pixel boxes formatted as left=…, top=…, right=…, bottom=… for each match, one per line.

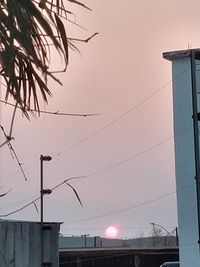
left=0, top=0, right=93, bottom=114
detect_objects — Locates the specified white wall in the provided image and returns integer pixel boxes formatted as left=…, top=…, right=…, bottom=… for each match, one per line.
left=164, top=50, right=200, bottom=267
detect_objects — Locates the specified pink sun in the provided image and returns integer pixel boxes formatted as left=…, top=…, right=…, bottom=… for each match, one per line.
left=105, top=225, right=118, bottom=239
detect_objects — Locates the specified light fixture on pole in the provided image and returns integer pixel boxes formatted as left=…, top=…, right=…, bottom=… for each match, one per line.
left=40, top=155, right=52, bottom=267
left=150, top=222, right=178, bottom=246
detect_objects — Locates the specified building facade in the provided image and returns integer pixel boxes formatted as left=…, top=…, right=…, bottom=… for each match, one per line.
left=163, top=49, right=200, bottom=267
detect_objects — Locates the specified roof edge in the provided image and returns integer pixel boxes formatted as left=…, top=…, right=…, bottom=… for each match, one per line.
left=163, top=48, right=200, bottom=61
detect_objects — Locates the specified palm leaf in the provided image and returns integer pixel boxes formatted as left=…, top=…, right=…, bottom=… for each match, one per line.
left=0, top=0, right=93, bottom=115
left=54, top=13, right=68, bottom=68
left=65, top=182, right=83, bottom=207
left=0, top=189, right=11, bottom=198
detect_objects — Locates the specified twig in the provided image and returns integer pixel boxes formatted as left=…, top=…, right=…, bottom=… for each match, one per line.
left=0, top=176, right=84, bottom=217
left=0, top=125, right=28, bottom=181
left=0, top=189, right=11, bottom=198
left=0, top=99, right=100, bottom=117
left=9, top=103, right=18, bottom=138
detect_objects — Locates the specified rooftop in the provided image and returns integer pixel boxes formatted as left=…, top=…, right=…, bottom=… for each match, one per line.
left=163, top=48, right=200, bottom=60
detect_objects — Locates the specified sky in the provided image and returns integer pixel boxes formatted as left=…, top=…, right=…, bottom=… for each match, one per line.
left=1, top=0, right=200, bottom=239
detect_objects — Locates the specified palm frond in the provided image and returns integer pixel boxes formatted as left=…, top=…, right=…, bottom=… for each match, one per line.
left=0, top=0, right=92, bottom=115
left=0, top=189, right=11, bottom=198
left=65, top=182, right=83, bottom=207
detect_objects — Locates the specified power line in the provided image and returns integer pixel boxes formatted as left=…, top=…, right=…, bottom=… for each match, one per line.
left=0, top=170, right=193, bottom=225
left=63, top=191, right=177, bottom=225
left=54, top=80, right=173, bottom=156
left=61, top=226, right=152, bottom=230
left=0, top=69, right=187, bottom=183
left=0, top=82, right=98, bottom=117
left=0, top=99, right=99, bottom=117
left=0, top=176, right=84, bottom=217
left=0, top=124, right=192, bottom=217
left=53, top=68, right=188, bottom=156
left=83, top=125, right=191, bottom=179
left=0, top=194, right=38, bottom=210
left=62, top=182, right=194, bottom=226
left=0, top=69, right=189, bottom=214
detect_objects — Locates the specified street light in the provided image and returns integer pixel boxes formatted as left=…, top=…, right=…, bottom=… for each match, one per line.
left=81, top=234, right=90, bottom=248
left=150, top=222, right=179, bottom=246
left=40, top=155, right=52, bottom=267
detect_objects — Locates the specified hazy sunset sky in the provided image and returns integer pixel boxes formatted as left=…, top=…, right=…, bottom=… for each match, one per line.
left=1, top=0, right=200, bottom=238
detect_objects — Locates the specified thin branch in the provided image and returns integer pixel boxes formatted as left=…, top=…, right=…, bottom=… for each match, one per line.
left=31, top=32, right=99, bottom=43
left=9, top=103, right=18, bottom=138
left=0, top=104, right=17, bottom=149
left=33, top=202, right=39, bottom=214
left=0, top=125, right=14, bottom=149
left=0, top=99, right=100, bottom=117
left=65, top=182, right=83, bottom=207
left=0, top=126, right=28, bottom=181
left=0, top=125, right=14, bottom=157
left=9, top=146, right=28, bottom=181
left=1, top=197, right=40, bottom=217
left=0, top=176, right=84, bottom=217
left=51, top=176, right=86, bottom=191
left=0, top=189, right=11, bottom=198
left=0, top=140, right=9, bottom=149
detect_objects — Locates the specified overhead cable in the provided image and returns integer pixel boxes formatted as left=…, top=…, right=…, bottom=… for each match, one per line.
left=0, top=176, right=84, bottom=217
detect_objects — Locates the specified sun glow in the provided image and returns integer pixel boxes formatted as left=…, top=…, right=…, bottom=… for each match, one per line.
left=105, top=225, right=119, bottom=239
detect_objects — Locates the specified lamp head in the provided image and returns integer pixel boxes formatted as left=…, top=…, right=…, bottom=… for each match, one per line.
left=40, top=155, right=52, bottom=161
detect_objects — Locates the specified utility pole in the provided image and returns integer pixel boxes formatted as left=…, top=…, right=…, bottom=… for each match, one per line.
left=190, top=51, right=200, bottom=250
left=40, top=155, right=52, bottom=267
left=94, top=236, right=97, bottom=248
left=81, top=234, right=89, bottom=248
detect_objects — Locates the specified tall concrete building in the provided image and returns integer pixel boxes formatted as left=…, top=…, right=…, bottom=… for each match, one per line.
left=163, top=49, right=200, bottom=267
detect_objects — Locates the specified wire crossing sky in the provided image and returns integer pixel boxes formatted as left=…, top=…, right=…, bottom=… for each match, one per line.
left=1, top=0, right=200, bottom=238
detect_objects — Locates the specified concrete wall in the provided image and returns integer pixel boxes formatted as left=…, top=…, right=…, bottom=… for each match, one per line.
left=163, top=49, right=200, bottom=267
left=0, top=220, right=60, bottom=267
left=59, top=235, right=177, bottom=249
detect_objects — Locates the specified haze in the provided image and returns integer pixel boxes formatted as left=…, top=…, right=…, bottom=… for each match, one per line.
left=1, top=0, right=200, bottom=238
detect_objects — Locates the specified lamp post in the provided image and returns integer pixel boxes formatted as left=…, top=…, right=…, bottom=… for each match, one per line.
left=81, top=234, right=90, bottom=248
left=150, top=222, right=178, bottom=246
left=40, top=155, right=52, bottom=267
